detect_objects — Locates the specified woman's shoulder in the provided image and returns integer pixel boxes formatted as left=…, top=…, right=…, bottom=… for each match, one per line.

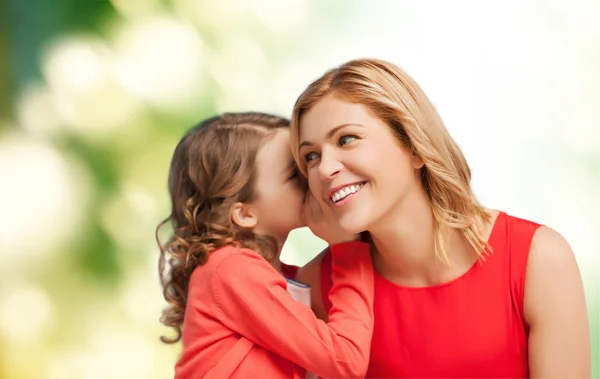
left=296, top=247, right=329, bottom=284
left=486, top=209, right=542, bottom=243
left=501, top=210, right=543, bottom=228
left=492, top=210, right=576, bottom=285
left=528, top=225, right=575, bottom=269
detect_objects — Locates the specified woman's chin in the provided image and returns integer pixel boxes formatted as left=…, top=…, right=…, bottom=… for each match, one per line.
left=338, top=218, right=368, bottom=236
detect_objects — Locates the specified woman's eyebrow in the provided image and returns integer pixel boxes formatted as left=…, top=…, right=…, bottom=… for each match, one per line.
left=299, top=123, right=363, bottom=148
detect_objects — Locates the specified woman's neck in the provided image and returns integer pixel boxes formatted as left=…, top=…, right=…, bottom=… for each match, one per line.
left=368, top=187, right=474, bottom=287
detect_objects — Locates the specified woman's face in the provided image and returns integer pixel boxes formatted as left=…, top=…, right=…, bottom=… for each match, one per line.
left=298, top=93, right=423, bottom=233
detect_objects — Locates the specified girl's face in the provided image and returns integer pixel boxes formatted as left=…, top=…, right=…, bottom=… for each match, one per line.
left=298, top=94, right=424, bottom=234
left=250, top=128, right=306, bottom=244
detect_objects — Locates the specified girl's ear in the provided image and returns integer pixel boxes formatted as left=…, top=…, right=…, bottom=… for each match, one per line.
left=231, top=202, right=258, bottom=229
left=411, top=150, right=424, bottom=169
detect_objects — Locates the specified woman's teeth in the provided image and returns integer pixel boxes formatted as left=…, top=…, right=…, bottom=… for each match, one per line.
left=330, top=183, right=364, bottom=203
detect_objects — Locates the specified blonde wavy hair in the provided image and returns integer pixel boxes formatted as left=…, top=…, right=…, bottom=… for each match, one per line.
left=156, top=112, right=290, bottom=343
left=290, top=58, right=491, bottom=265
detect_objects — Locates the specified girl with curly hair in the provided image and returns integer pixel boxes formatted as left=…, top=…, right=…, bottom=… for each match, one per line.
left=157, top=112, right=374, bottom=378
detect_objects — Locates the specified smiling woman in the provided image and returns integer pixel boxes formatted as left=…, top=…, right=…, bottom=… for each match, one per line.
left=291, top=58, right=591, bottom=378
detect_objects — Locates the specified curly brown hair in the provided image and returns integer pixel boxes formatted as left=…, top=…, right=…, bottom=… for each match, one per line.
left=156, top=112, right=291, bottom=344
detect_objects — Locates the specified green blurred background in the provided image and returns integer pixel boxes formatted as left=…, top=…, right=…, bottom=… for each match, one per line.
left=0, top=0, right=597, bottom=378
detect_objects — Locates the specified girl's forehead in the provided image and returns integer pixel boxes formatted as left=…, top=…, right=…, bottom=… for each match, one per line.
left=257, top=129, right=293, bottom=163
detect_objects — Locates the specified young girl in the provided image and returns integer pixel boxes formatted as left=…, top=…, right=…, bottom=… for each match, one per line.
left=156, top=112, right=374, bottom=378
left=291, top=59, right=591, bottom=378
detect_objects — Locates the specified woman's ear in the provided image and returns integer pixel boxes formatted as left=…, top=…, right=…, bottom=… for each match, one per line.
left=231, top=202, right=258, bottom=229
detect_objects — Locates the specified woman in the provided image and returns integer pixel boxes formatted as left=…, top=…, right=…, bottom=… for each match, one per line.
left=291, top=59, right=591, bottom=378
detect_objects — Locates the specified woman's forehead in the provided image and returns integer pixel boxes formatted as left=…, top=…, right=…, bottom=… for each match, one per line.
left=299, top=98, right=378, bottom=141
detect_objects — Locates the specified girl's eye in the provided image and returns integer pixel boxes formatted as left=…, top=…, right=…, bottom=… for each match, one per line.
left=304, top=152, right=319, bottom=163
left=288, top=168, right=299, bottom=181
left=339, top=135, right=357, bottom=146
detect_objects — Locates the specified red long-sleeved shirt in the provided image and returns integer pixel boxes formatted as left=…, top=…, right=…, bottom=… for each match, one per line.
left=174, top=241, right=373, bottom=378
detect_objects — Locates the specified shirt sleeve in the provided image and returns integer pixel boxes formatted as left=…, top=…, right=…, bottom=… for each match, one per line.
left=211, top=241, right=374, bottom=378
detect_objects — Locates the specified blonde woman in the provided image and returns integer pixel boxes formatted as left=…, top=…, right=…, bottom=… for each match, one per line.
left=291, top=59, right=591, bottom=378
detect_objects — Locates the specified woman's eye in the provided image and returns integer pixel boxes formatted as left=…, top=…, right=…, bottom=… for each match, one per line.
left=339, top=135, right=357, bottom=146
left=304, top=152, right=319, bottom=163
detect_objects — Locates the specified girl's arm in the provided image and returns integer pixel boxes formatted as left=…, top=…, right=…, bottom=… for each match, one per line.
left=210, top=241, right=373, bottom=378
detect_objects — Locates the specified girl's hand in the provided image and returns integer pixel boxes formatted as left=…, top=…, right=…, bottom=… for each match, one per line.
left=301, top=190, right=359, bottom=245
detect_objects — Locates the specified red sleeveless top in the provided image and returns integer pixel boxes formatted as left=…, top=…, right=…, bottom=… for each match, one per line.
left=320, top=212, right=541, bottom=378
